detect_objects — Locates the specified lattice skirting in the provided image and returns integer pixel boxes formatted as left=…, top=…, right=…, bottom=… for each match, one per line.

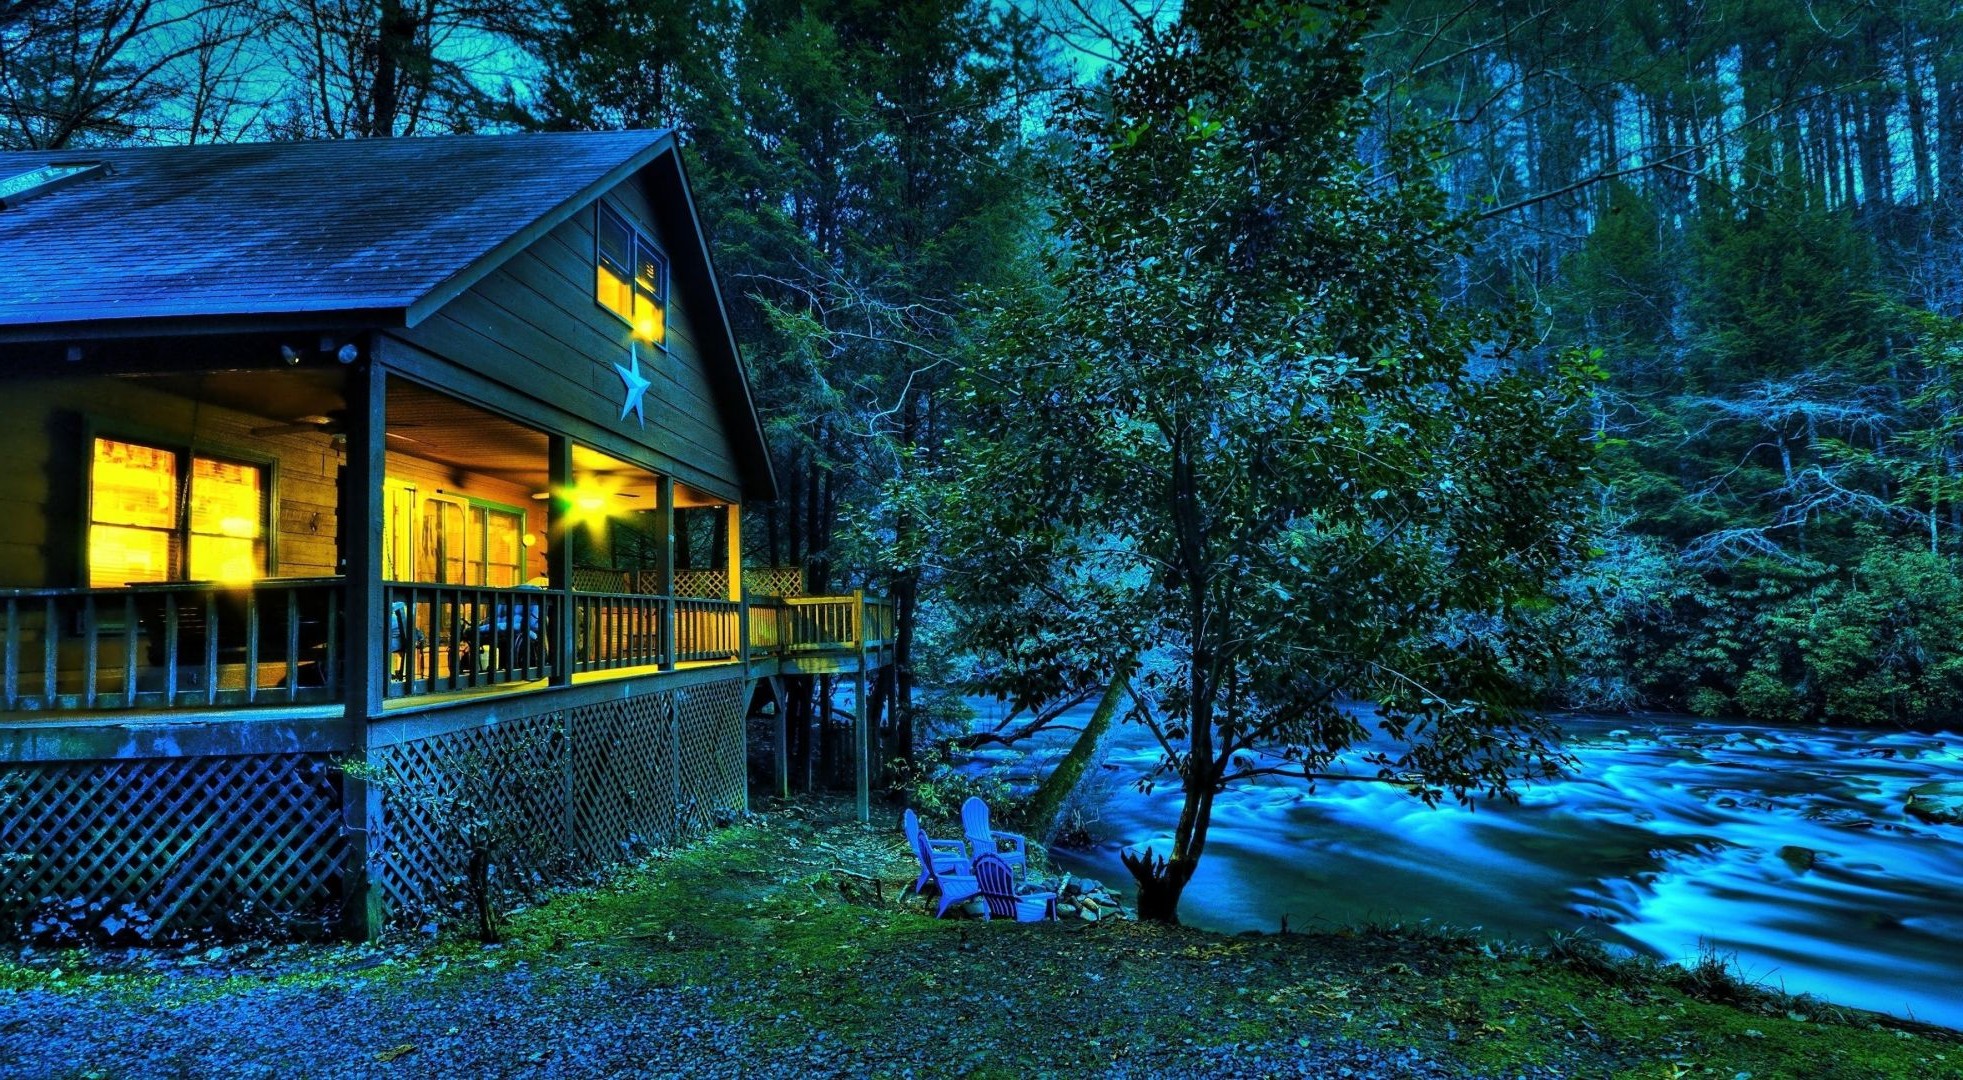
left=0, top=753, right=345, bottom=940
left=367, top=678, right=749, bottom=924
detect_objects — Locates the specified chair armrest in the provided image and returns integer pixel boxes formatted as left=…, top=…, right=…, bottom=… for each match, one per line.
left=992, top=830, right=1029, bottom=856
left=925, top=838, right=967, bottom=854
left=1016, top=890, right=1058, bottom=902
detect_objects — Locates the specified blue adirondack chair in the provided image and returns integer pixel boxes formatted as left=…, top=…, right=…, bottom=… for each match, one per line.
left=901, top=809, right=971, bottom=896
left=961, top=796, right=1028, bottom=880
left=907, top=823, right=981, bottom=918
left=973, top=853, right=1057, bottom=922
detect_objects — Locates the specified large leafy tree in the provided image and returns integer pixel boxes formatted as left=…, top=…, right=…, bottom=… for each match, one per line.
left=943, top=0, right=1597, bottom=921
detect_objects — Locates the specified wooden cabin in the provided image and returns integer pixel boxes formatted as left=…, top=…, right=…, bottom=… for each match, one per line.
left=0, top=132, right=892, bottom=940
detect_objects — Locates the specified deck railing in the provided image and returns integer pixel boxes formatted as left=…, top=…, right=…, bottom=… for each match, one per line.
left=0, top=578, right=890, bottom=712
left=0, top=578, right=342, bottom=712
left=384, top=582, right=555, bottom=698
left=676, top=597, right=742, bottom=663
left=749, top=592, right=897, bottom=654
left=570, top=590, right=666, bottom=673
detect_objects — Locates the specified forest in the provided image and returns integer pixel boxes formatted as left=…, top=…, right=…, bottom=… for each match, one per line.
left=9, top=1, right=1963, bottom=1067
left=10, top=0, right=1963, bottom=736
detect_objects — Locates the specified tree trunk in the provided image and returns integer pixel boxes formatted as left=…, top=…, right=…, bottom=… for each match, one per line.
left=1025, top=661, right=1132, bottom=841
left=1122, top=774, right=1213, bottom=924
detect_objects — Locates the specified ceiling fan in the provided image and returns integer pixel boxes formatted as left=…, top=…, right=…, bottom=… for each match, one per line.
left=251, top=411, right=421, bottom=442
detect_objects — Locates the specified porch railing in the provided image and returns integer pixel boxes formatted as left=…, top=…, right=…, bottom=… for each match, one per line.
left=749, top=592, right=897, bottom=654
left=384, top=582, right=554, bottom=698
left=0, top=578, right=342, bottom=712
left=0, top=579, right=890, bottom=712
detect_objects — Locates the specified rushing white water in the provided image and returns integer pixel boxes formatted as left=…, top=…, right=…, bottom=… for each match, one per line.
left=957, top=700, right=1963, bottom=1029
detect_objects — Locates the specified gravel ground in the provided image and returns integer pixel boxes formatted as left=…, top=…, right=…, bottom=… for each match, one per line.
left=0, top=961, right=1518, bottom=1079
left=0, top=938, right=1541, bottom=1080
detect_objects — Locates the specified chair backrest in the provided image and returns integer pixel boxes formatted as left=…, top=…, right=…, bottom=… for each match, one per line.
left=908, top=822, right=944, bottom=884
left=901, top=809, right=924, bottom=850
left=972, top=853, right=1019, bottom=919
left=961, top=796, right=992, bottom=851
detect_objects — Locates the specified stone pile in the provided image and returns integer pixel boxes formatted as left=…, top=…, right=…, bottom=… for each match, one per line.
left=1055, top=876, right=1132, bottom=922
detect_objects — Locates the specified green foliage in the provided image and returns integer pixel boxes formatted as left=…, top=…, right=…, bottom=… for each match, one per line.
left=881, top=759, right=1016, bottom=829
left=939, top=0, right=1597, bottom=918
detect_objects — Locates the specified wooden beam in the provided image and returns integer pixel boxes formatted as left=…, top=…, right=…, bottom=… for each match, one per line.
left=656, top=474, right=675, bottom=671
left=546, top=434, right=575, bottom=686
left=854, top=591, right=869, bottom=824
left=340, top=347, right=387, bottom=940
left=769, top=675, right=789, bottom=800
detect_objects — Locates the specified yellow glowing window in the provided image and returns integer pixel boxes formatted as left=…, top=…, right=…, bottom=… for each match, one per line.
left=89, top=438, right=178, bottom=587
left=86, top=436, right=267, bottom=587
left=596, top=204, right=666, bottom=345
left=187, top=457, right=265, bottom=582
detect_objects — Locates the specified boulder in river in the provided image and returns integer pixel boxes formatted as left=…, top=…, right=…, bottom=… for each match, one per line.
left=1904, top=782, right=1963, bottom=826
left=1777, top=845, right=1816, bottom=874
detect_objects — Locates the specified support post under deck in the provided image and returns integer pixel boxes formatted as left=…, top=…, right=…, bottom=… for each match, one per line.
left=854, top=591, right=869, bottom=824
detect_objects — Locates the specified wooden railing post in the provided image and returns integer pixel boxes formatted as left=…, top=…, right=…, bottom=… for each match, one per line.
left=657, top=475, right=675, bottom=670
left=547, top=434, right=574, bottom=687
left=340, top=347, right=387, bottom=940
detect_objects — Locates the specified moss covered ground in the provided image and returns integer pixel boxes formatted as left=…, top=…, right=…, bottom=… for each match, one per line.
left=1, top=799, right=1956, bottom=1078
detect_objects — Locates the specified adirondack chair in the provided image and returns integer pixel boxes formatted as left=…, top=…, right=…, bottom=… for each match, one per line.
left=908, top=825, right=981, bottom=918
left=973, top=853, right=1057, bottom=922
left=901, top=809, right=970, bottom=896
left=961, top=796, right=1028, bottom=880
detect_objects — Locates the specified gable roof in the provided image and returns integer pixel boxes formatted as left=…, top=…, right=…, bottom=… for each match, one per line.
left=0, top=130, right=776, bottom=500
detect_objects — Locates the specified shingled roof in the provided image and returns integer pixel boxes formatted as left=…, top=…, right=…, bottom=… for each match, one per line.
left=0, top=129, right=677, bottom=327
left=0, top=130, right=776, bottom=501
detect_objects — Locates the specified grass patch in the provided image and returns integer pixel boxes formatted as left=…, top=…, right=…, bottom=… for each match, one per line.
left=5, top=798, right=1957, bottom=1078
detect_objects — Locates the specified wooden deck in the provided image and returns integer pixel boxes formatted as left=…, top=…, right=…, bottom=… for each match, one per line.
left=0, top=578, right=895, bottom=819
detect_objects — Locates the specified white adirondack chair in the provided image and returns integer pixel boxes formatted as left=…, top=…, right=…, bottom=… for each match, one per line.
left=973, top=853, right=1056, bottom=922
left=901, top=809, right=970, bottom=896
left=905, top=814, right=981, bottom=918
left=961, top=796, right=1028, bottom=880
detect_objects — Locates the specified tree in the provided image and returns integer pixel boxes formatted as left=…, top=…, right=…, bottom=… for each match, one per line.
left=0, top=0, right=267, bottom=148
left=942, top=0, right=1598, bottom=922
left=254, top=0, right=541, bottom=139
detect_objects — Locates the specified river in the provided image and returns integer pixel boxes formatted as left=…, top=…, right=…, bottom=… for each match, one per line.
left=956, top=701, right=1963, bottom=1029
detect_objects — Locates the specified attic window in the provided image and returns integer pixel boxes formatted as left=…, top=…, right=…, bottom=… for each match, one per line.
left=596, top=203, right=667, bottom=346
left=0, top=162, right=104, bottom=209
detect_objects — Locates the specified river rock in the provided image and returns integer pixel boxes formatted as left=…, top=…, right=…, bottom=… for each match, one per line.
left=1777, top=845, right=1816, bottom=873
left=1905, top=782, right=1963, bottom=826
left=1079, top=905, right=1100, bottom=922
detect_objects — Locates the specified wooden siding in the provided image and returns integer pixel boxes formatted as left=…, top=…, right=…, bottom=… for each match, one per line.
left=0, top=376, right=342, bottom=589
left=392, top=172, right=742, bottom=499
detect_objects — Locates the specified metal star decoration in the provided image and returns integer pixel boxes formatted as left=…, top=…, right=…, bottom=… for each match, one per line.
left=614, top=342, right=652, bottom=427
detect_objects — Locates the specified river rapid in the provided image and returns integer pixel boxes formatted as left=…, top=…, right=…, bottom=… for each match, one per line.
left=956, top=701, right=1963, bottom=1029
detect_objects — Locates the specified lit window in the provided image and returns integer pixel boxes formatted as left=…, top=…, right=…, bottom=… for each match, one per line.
left=89, top=439, right=177, bottom=586
left=596, top=204, right=667, bottom=345
left=188, top=457, right=265, bottom=582
left=88, top=437, right=267, bottom=587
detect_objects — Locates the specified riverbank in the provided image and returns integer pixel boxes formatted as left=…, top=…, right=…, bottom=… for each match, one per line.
left=1, top=800, right=1954, bottom=1079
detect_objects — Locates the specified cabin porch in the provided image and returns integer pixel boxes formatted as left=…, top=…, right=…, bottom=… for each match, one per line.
left=0, top=360, right=893, bottom=941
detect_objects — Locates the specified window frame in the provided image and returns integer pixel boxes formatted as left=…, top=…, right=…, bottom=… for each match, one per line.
left=465, top=496, right=528, bottom=587
left=594, top=201, right=670, bottom=348
left=79, top=422, right=279, bottom=588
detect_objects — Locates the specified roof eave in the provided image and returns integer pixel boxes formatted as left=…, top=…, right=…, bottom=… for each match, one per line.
left=0, top=306, right=408, bottom=345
